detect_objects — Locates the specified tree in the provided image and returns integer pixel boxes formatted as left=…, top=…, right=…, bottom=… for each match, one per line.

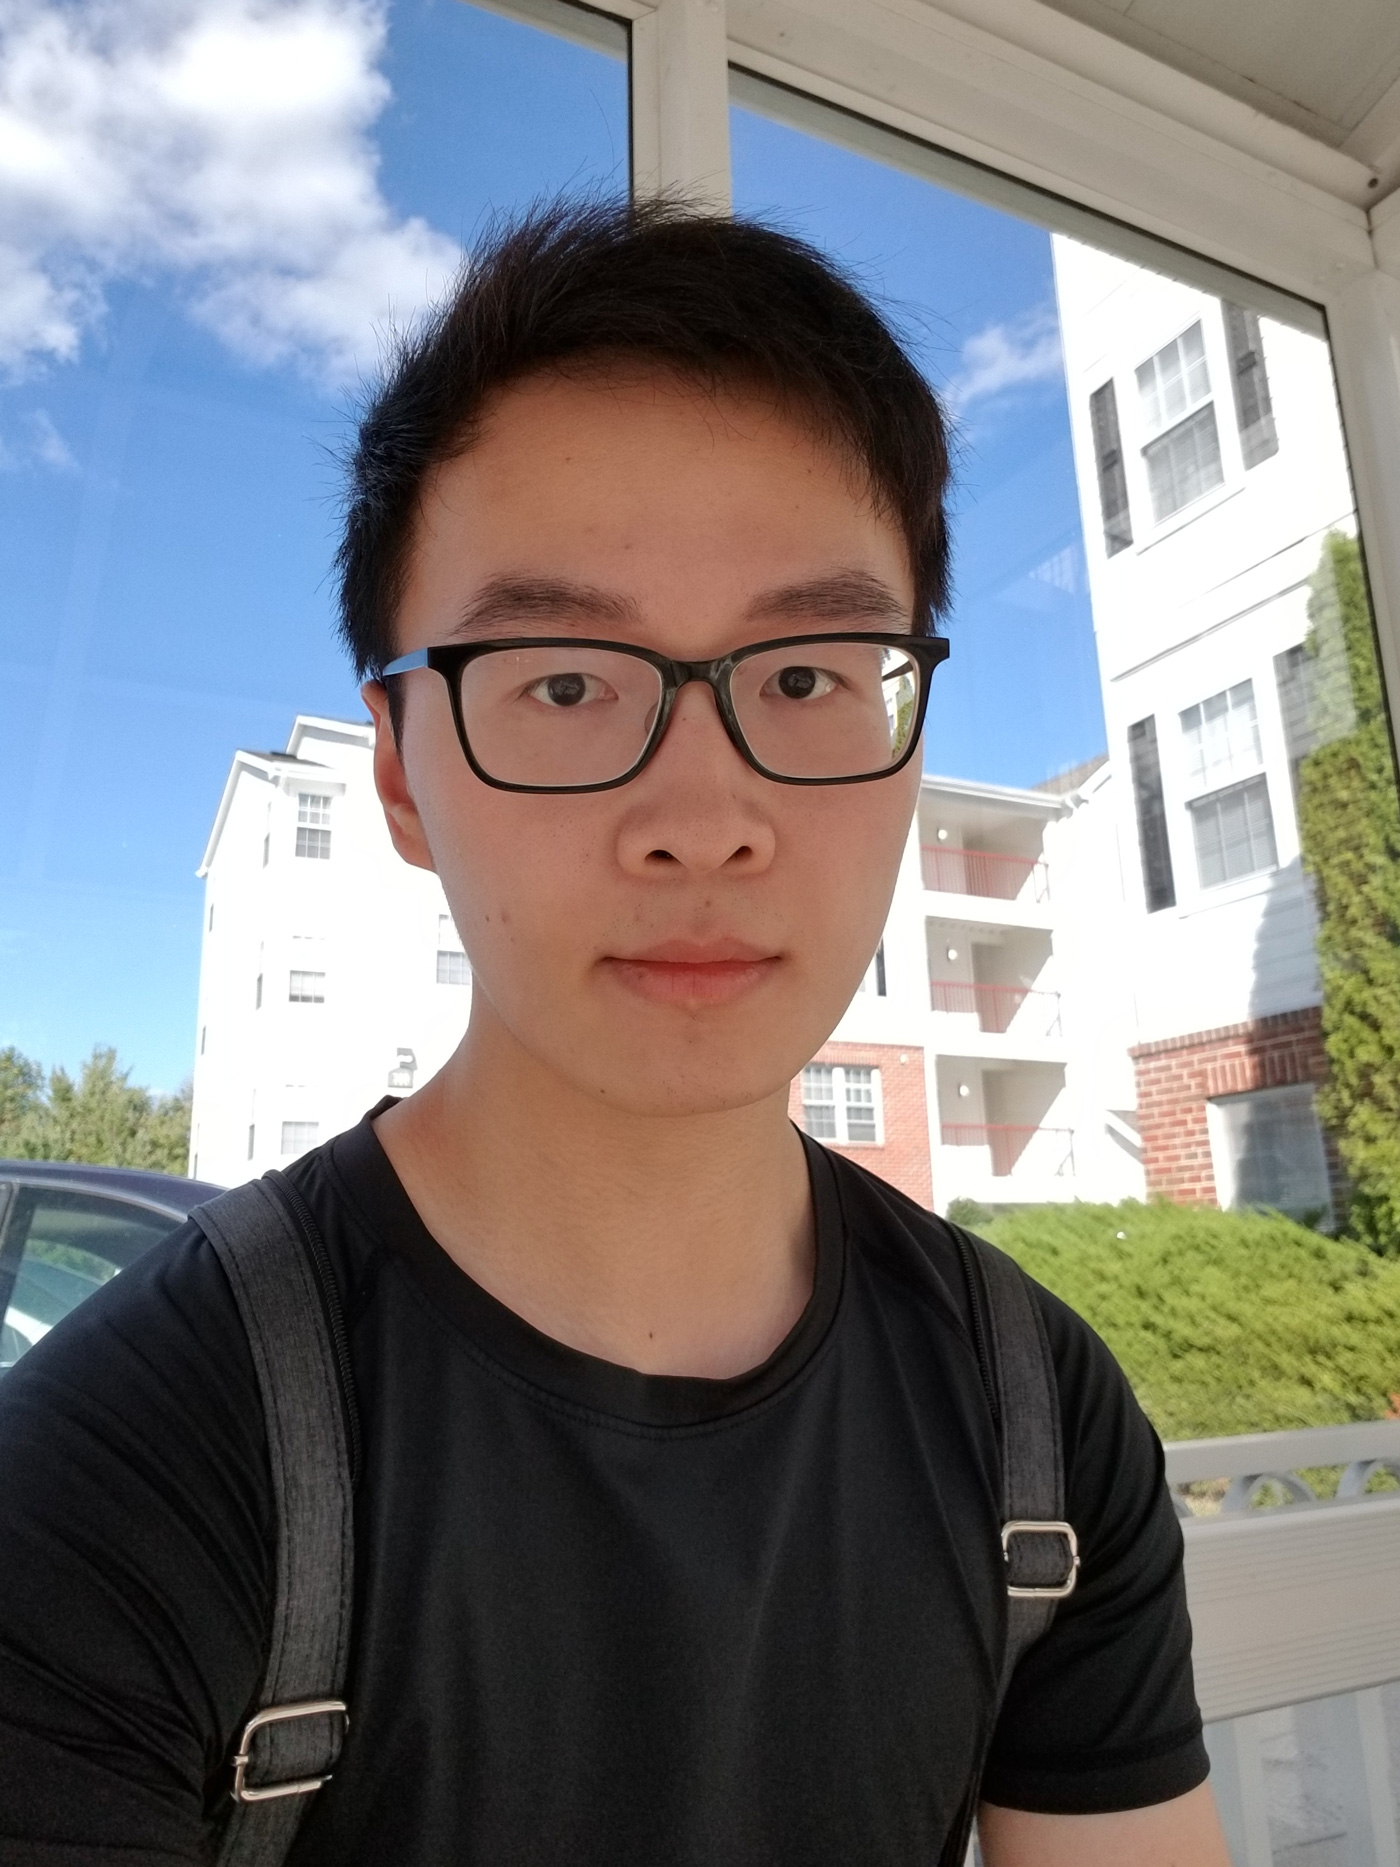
left=1296, top=533, right=1400, bottom=1253
left=0, top=1045, right=192, bottom=1176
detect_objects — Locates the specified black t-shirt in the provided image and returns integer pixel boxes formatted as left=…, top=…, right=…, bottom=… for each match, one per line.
left=0, top=1118, right=1206, bottom=1865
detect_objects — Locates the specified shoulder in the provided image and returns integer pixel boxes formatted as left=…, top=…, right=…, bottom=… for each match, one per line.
left=0, top=1213, right=276, bottom=1837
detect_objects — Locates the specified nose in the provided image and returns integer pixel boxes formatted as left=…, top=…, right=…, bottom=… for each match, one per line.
left=614, top=680, right=777, bottom=877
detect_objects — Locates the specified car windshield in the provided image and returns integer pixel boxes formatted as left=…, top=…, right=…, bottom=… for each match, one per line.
left=0, top=1186, right=184, bottom=1372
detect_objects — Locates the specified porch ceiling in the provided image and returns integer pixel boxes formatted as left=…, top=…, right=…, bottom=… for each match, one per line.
left=1028, top=0, right=1400, bottom=172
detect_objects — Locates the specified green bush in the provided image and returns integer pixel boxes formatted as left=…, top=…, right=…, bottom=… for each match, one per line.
left=979, top=1200, right=1400, bottom=1441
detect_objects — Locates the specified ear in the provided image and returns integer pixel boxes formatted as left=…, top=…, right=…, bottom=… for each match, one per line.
left=363, top=681, right=437, bottom=873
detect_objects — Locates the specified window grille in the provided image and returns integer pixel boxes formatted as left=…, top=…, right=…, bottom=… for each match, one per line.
left=1189, top=776, right=1277, bottom=888
left=280, top=1121, right=319, bottom=1155
left=1088, top=380, right=1132, bottom=555
left=1143, top=405, right=1223, bottom=521
left=1127, top=716, right=1175, bottom=912
left=802, top=1065, right=836, bottom=1139
left=295, top=792, right=332, bottom=860
left=288, top=970, right=326, bottom=1003
left=1223, top=303, right=1279, bottom=468
left=1136, top=323, right=1223, bottom=520
left=436, top=950, right=469, bottom=985
left=843, top=1067, right=878, bottom=1143
left=801, top=1063, right=883, bottom=1145
left=1181, top=681, right=1262, bottom=792
left=1137, top=322, right=1211, bottom=432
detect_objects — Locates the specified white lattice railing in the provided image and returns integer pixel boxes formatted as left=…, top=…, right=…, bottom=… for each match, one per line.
left=1166, top=1420, right=1400, bottom=1866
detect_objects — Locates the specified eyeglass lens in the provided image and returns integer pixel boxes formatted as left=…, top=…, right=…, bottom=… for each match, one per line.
left=456, top=640, right=923, bottom=788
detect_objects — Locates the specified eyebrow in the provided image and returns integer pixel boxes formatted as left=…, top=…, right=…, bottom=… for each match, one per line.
left=743, top=570, right=911, bottom=628
left=447, top=567, right=909, bottom=639
left=450, top=576, right=643, bottom=637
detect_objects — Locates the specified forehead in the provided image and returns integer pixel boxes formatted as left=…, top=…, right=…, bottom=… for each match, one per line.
left=398, top=364, right=912, bottom=645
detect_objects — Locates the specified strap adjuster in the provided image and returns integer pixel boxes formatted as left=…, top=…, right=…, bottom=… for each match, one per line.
left=231, top=1699, right=350, bottom=1804
left=1001, top=1520, right=1079, bottom=1600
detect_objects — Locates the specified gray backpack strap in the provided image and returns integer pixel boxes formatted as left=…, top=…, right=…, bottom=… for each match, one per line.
left=969, top=1236, right=1078, bottom=1686
left=192, top=1172, right=358, bottom=1867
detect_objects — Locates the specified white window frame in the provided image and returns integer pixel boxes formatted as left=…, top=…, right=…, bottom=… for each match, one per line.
left=280, top=1120, right=320, bottom=1156
left=295, top=792, right=332, bottom=861
left=288, top=970, right=326, bottom=1004
left=800, top=1063, right=885, bottom=1147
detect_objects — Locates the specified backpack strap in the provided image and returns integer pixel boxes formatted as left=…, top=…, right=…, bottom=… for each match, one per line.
left=946, top=1228, right=1078, bottom=1867
left=970, top=1237, right=1078, bottom=1689
left=192, top=1172, right=358, bottom=1867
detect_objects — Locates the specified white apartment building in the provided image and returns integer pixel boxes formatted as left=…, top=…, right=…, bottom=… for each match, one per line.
left=1052, top=237, right=1354, bottom=1220
left=797, top=763, right=1144, bottom=1212
left=189, top=716, right=471, bottom=1188
left=192, top=716, right=1142, bottom=1210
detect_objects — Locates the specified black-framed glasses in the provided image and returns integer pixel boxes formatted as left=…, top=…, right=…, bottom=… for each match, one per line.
left=378, top=632, right=950, bottom=794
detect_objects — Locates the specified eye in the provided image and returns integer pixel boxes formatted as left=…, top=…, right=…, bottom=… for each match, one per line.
left=524, top=670, right=611, bottom=708
left=765, top=664, right=838, bottom=701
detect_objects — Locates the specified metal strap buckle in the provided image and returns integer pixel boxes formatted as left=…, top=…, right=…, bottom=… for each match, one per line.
left=1001, top=1520, right=1080, bottom=1600
left=231, top=1699, right=350, bottom=1804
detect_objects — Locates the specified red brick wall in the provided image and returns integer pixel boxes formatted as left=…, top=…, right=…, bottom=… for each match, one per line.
left=1130, top=1008, right=1332, bottom=1206
left=788, top=1042, right=932, bottom=1207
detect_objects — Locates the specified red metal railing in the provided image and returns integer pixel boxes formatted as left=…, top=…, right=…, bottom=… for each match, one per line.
left=920, top=844, right=1049, bottom=902
left=929, top=979, right=1062, bottom=1036
left=939, top=1122, right=1076, bottom=1178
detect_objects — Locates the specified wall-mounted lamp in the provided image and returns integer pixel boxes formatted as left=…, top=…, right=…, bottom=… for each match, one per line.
left=387, top=1046, right=418, bottom=1091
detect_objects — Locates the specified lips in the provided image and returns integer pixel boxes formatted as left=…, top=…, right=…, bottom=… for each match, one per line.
left=601, top=938, right=781, bottom=1007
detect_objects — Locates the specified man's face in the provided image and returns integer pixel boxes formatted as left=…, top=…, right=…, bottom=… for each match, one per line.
left=366, top=365, right=923, bottom=1117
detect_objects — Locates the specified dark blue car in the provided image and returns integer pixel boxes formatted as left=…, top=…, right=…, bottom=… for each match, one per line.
left=0, top=1160, right=223, bottom=1372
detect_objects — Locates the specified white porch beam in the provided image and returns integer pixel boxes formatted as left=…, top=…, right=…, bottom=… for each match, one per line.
left=631, top=0, right=732, bottom=209
left=724, top=0, right=1375, bottom=305
left=1327, top=266, right=1400, bottom=736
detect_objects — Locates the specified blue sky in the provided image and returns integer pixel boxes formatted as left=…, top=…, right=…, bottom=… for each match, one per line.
left=0, top=0, right=1102, bottom=1094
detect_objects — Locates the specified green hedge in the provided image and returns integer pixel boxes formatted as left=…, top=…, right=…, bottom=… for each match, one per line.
left=976, top=1201, right=1400, bottom=1441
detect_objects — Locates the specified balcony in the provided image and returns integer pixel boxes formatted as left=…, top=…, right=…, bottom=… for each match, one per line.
left=1164, top=1420, right=1400, bottom=1867
left=921, top=844, right=1049, bottom=902
left=939, top=1120, right=1075, bottom=1178
left=930, top=978, right=1062, bottom=1037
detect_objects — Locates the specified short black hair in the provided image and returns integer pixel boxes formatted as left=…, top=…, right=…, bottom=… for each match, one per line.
left=337, top=197, right=951, bottom=683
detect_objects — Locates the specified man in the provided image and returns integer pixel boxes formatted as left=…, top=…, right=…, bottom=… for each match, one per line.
left=0, top=202, right=1228, bottom=1865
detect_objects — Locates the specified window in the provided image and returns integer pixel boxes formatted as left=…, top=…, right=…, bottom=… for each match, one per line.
left=254, top=973, right=262, bottom=1010
left=262, top=832, right=270, bottom=868
left=1127, top=717, right=1175, bottom=912
left=1181, top=681, right=1263, bottom=791
left=1208, top=1087, right=1331, bottom=1222
left=288, top=970, right=326, bottom=1003
left=200, top=1026, right=206, bottom=1055
left=1223, top=303, right=1278, bottom=468
left=1089, top=381, right=1132, bottom=555
left=208, top=903, right=214, bottom=932
left=856, top=941, right=887, bottom=996
left=295, top=793, right=332, bottom=860
left=280, top=1121, right=319, bottom=1155
left=1136, top=323, right=1223, bottom=520
left=247, top=1125, right=255, bottom=1162
left=1190, top=777, right=1278, bottom=888
left=800, top=1064, right=883, bottom=1145
left=436, top=911, right=468, bottom=984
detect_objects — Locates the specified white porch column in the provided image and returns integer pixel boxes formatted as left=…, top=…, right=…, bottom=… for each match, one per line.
left=630, top=0, right=732, bottom=210
left=1326, top=247, right=1400, bottom=731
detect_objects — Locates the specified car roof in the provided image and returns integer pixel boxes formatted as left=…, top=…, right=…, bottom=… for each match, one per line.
left=0, top=1159, right=223, bottom=1220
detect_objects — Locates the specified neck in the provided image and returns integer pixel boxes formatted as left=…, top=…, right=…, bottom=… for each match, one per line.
left=372, top=1006, right=815, bottom=1379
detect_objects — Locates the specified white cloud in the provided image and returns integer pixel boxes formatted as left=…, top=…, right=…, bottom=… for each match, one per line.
left=0, top=405, right=77, bottom=470
left=0, top=0, right=461, bottom=382
left=945, top=306, right=1063, bottom=413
